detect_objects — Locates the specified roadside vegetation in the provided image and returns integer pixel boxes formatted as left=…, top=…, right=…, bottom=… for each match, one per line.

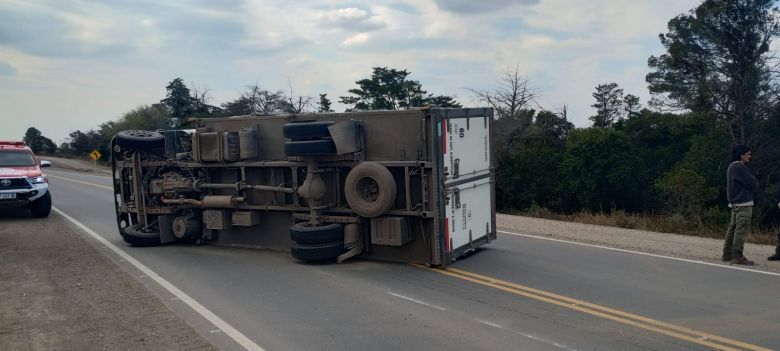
left=21, top=0, right=780, bottom=242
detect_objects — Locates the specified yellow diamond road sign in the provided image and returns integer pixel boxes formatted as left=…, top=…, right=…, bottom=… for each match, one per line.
left=89, top=150, right=102, bottom=161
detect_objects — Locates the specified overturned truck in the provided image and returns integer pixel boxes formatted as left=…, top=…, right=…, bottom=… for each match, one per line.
left=111, top=107, right=496, bottom=266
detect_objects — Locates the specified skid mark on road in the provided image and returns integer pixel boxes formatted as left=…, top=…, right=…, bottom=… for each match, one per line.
left=415, top=264, right=771, bottom=351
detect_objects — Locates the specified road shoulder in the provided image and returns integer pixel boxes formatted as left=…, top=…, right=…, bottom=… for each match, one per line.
left=497, top=213, right=780, bottom=274
left=0, top=211, right=217, bottom=351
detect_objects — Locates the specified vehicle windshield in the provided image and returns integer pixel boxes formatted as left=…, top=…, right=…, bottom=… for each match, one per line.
left=0, top=151, right=36, bottom=167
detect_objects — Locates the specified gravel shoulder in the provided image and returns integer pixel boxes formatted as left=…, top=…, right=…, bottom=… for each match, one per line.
left=498, top=213, right=780, bottom=274
left=44, top=156, right=112, bottom=176
left=0, top=210, right=216, bottom=351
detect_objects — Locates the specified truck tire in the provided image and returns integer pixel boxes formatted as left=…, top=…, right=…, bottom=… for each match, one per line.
left=290, top=222, right=343, bottom=244
left=116, top=130, right=165, bottom=150
left=283, top=121, right=334, bottom=140
left=284, top=139, right=336, bottom=156
left=291, top=240, right=345, bottom=261
left=29, top=192, right=51, bottom=218
left=122, top=224, right=162, bottom=247
left=344, top=162, right=396, bottom=218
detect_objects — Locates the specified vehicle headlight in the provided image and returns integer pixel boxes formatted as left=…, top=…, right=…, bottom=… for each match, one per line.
left=29, top=175, right=47, bottom=184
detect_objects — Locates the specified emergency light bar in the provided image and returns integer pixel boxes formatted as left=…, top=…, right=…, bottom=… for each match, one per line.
left=0, top=141, right=26, bottom=147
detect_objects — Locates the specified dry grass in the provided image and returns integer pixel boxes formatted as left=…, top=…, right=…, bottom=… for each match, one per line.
left=512, top=207, right=777, bottom=245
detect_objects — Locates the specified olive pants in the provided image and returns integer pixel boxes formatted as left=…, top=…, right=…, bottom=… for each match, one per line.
left=723, top=206, right=752, bottom=257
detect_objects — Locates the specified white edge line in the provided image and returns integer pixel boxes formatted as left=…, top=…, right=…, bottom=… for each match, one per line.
left=53, top=207, right=265, bottom=351
left=387, top=291, right=447, bottom=311
left=499, top=230, right=780, bottom=278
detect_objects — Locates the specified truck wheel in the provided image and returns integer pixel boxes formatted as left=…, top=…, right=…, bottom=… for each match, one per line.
left=29, top=192, right=51, bottom=218
left=344, top=162, right=396, bottom=218
left=122, top=224, right=162, bottom=247
left=291, top=240, right=345, bottom=261
left=116, top=130, right=165, bottom=150
left=283, top=121, right=335, bottom=140
left=284, top=139, right=336, bottom=156
left=290, top=222, right=343, bottom=244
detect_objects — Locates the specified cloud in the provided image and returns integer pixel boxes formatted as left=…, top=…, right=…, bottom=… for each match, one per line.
left=316, top=7, right=387, bottom=31
left=434, top=0, right=539, bottom=14
left=341, top=33, right=371, bottom=47
left=0, top=62, right=17, bottom=76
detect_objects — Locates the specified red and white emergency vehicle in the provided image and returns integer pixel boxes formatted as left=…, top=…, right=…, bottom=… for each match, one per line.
left=0, top=141, right=52, bottom=217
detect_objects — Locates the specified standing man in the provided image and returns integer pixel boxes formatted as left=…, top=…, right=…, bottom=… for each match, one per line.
left=722, top=145, right=759, bottom=265
left=769, top=181, right=780, bottom=261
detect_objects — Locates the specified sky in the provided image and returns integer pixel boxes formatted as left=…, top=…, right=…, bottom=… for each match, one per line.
left=0, top=0, right=702, bottom=144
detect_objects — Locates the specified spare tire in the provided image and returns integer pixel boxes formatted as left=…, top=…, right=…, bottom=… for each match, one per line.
left=283, top=121, right=335, bottom=140
left=122, top=224, right=162, bottom=247
left=284, top=139, right=336, bottom=156
left=290, top=222, right=343, bottom=244
left=116, top=130, right=165, bottom=150
left=344, top=162, right=396, bottom=218
left=291, top=240, right=345, bottom=261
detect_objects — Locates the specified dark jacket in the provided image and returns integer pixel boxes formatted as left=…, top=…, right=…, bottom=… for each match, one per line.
left=726, top=161, right=759, bottom=204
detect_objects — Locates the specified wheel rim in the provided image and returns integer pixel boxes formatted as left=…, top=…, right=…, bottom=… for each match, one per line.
left=356, top=177, right=380, bottom=203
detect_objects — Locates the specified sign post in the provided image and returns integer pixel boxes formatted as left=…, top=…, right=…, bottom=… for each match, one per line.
left=89, top=150, right=102, bottom=166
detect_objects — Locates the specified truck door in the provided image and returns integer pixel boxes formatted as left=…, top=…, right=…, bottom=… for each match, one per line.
left=436, top=109, right=495, bottom=260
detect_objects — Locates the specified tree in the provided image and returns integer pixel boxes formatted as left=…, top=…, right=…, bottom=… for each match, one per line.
left=427, top=95, right=462, bottom=108
left=646, top=0, right=780, bottom=143
left=655, top=168, right=718, bottom=222
left=161, top=78, right=198, bottom=122
left=67, top=130, right=100, bottom=155
left=23, top=127, right=56, bottom=155
left=278, top=82, right=313, bottom=114
left=224, top=84, right=285, bottom=115
left=623, top=94, right=642, bottom=118
left=590, top=83, right=624, bottom=128
left=468, top=65, right=536, bottom=120
left=317, top=94, right=334, bottom=113
left=339, top=67, right=459, bottom=111
left=559, top=128, right=643, bottom=211
left=191, top=85, right=222, bottom=117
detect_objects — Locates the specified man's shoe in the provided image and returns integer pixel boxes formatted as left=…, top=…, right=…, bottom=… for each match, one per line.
left=731, top=256, right=755, bottom=265
left=721, top=255, right=731, bottom=262
left=768, top=254, right=780, bottom=261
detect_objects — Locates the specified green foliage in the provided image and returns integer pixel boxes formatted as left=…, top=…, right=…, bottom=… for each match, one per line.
left=161, top=78, right=198, bottom=121
left=559, top=128, right=643, bottom=211
left=646, top=0, right=780, bottom=143
left=590, top=82, right=624, bottom=128
left=655, top=169, right=718, bottom=221
left=23, top=127, right=56, bottom=155
left=66, top=130, right=102, bottom=156
left=318, top=94, right=334, bottom=113
left=339, top=67, right=459, bottom=111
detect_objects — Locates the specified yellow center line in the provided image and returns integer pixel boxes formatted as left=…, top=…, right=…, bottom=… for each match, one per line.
left=413, top=264, right=771, bottom=351
left=47, top=174, right=114, bottom=191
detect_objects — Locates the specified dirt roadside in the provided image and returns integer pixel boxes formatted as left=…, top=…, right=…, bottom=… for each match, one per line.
left=498, top=214, right=780, bottom=274
left=44, top=156, right=112, bottom=176
left=0, top=210, right=217, bottom=351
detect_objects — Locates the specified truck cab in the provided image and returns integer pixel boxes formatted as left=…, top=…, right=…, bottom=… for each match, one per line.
left=0, top=141, right=52, bottom=218
left=111, top=108, right=496, bottom=265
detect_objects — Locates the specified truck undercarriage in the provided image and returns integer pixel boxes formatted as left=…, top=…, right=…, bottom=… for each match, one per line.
left=111, top=108, right=496, bottom=266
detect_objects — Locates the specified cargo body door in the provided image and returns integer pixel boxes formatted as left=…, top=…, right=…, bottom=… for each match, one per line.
left=433, top=108, right=496, bottom=263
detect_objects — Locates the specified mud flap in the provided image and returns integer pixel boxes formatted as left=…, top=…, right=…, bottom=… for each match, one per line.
left=159, top=215, right=176, bottom=244
left=337, top=223, right=363, bottom=263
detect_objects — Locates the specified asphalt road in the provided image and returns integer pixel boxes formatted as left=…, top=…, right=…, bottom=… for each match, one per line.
left=45, top=169, right=780, bottom=351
